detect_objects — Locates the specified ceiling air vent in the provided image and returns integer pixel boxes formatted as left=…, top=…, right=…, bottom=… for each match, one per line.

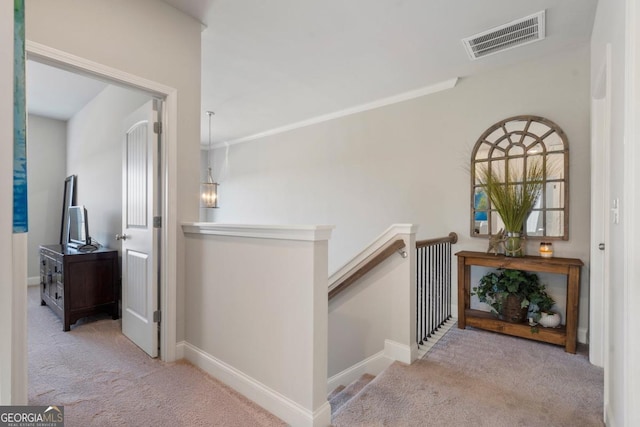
left=462, top=10, right=545, bottom=60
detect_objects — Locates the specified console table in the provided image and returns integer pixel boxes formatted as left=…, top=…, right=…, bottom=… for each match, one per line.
left=40, top=244, right=119, bottom=331
left=455, top=250, right=583, bottom=353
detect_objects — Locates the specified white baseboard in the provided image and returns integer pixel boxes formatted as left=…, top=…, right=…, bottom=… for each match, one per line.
left=327, top=339, right=416, bottom=394
left=175, top=340, right=185, bottom=359
left=578, top=327, right=588, bottom=344
left=327, top=350, right=393, bottom=395
left=181, top=341, right=330, bottom=427
left=605, top=402, right=615, bottom=427
left=27, top=276, right=40, bottom=286
left=384, top=339, right=416, bottom=364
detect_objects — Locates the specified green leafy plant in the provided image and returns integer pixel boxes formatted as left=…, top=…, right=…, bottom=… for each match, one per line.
left=472, top=269, right=555, bottom=320
left=476, top=161, right=545, bottom=233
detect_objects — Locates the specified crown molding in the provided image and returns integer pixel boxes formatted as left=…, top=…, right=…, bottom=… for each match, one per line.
left=209, top=77, right=458, bottom=150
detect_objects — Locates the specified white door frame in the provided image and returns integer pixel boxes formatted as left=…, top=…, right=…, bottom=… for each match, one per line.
left=589, top=44, right=611, bottom=369
left=624, top=0, right=640, bottom=424
left=25, top=41, right=178, bottom=363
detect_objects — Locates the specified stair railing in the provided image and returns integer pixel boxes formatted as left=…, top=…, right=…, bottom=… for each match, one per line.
left=329, top=239, right=407, bottom=300
left=416, top=232, right=458, bottom=346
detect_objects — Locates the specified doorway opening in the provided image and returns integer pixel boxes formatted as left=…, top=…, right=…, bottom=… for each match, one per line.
left=23, top=43, right=179, bottom=403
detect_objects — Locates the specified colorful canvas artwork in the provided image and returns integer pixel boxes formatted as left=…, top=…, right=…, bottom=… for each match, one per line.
left=13, top=0, right=28, bottom=233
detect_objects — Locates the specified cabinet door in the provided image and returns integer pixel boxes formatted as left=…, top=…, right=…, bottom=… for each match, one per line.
left=55, top=284, right=64, bottom=309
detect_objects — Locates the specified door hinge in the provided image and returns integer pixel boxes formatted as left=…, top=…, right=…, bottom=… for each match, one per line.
left=153, top=121, right=162, bottom=134
left=153, top=216, right=162, bottom=228
left=153, top=310, right=161, bottom=323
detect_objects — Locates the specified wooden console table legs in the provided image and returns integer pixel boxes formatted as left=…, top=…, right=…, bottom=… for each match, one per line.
left=455, top=251, right=583, bottom=354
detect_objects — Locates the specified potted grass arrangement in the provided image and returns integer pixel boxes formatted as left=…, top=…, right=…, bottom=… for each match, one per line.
left=476, top=161, right=545, bottom=256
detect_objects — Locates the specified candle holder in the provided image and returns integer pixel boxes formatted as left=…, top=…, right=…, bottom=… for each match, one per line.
left=539, top=242, right=554, bottom=258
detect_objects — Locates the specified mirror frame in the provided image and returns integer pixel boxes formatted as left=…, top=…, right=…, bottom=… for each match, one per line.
left=470, top=115, right=569, bottom=240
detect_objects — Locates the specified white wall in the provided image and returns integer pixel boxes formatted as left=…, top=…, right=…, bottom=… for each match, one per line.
left=67, top=85, right=149, bottom=252
left=182, top=224, right=331, bottom=427
left=26, top=115, right=66, bottom=280
left=210, top=46, right=592, bottom=336
left=591, top=0, right=630, bottom=425
left=26, top=0, right=202, bottom=344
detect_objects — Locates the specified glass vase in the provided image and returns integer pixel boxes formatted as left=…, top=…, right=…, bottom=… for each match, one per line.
left=504, top=232, right=524, bottom=257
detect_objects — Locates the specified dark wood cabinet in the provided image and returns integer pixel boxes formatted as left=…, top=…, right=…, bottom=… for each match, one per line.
left=40, top=244, right=119, bottom=331
left=456, top=251, right=583, bottom=353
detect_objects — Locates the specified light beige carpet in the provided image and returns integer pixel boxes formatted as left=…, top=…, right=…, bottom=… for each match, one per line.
left=333, top=325, right=604, bottom=426
left=27, top=287, right=286, bottom=426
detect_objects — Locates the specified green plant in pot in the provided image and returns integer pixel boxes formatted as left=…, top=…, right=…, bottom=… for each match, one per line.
left=472, top=269, right=555, bottom=324
left=476, top=161, right=544, bottom=256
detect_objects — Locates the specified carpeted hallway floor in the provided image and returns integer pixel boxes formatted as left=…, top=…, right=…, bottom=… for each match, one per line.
left=29, top=284, right=605, bottom=426
left=332, top=325, right=605, bottom=427
left=27, top=286, right=286, bottom=427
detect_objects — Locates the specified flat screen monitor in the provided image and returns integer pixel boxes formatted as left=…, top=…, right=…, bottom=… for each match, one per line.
left=67, top=205, right=89, bottom=249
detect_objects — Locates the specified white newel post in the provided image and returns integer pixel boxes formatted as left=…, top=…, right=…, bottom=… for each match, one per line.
left=385, top=225, right=419, bottom=364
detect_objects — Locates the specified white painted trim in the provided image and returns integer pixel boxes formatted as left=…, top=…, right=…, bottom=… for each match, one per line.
left=175, top=340, right=186, bottom=360
left=326, top=338, right=419, bottom=395
left=605, top=402, right=616, bottom=427
left=25, top=41, right=179, bottom=364
left=25, top=41, right=173, bottom=98
left=329, top=224, right=418, bottom=288
left=578, top=327, right=588, bottom=345
left=589, top=46, right=611, bottom=368
left=12, top=235, right=28, bottom=404
left=181, top=222, right=334, bottom=241
left=214, top=78, right=458, bottom=148
left=182, top=341, right=330, bottom=427
left=327, top=350, right=393, bottom=395
left=384, top=339, right=415, bottom=365
left=160, top=91, right=178, bottom=363
left=27, top=276, right=39, bottom=286
left=624, top=1, right=640, bottom=425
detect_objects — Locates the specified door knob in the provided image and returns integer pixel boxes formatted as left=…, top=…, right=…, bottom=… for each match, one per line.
left=598, top=243, right=605, bottom=250
left=116, top=234, right=129, bottom=241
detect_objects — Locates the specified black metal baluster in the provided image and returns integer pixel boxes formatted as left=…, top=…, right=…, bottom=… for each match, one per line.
left=415, top=235, right=456, bottom=348
left=417, top=246, right=423, bottom=345
left=436, top=243, right=441, bottom=329
left=423, top=246, right=428, bottom=342
left=430, top=245, right=434, bottom=337
left=447, top=241, right=452, bottom=320
left=439, top=243, right=444, bottom=329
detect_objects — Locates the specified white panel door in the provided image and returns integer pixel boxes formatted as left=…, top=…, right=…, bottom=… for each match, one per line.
left=121, top=101, right=158, bottom=357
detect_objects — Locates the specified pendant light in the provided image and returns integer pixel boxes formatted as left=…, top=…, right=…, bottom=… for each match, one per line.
left=200, top=111, right=219, bottom=208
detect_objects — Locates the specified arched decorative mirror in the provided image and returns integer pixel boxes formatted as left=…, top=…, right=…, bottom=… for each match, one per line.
left=471, top=115, right=569, bottom=240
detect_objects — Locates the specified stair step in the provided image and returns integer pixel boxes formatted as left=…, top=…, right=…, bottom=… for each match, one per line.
left=328, top=384, right=345, bottom=401
left=329, top=373, right=375, bottom=415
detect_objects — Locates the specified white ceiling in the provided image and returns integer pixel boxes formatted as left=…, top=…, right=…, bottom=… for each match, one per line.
left=27, top=0, right=598, bottom=144
left=26, top=60, right=108, bottom=121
